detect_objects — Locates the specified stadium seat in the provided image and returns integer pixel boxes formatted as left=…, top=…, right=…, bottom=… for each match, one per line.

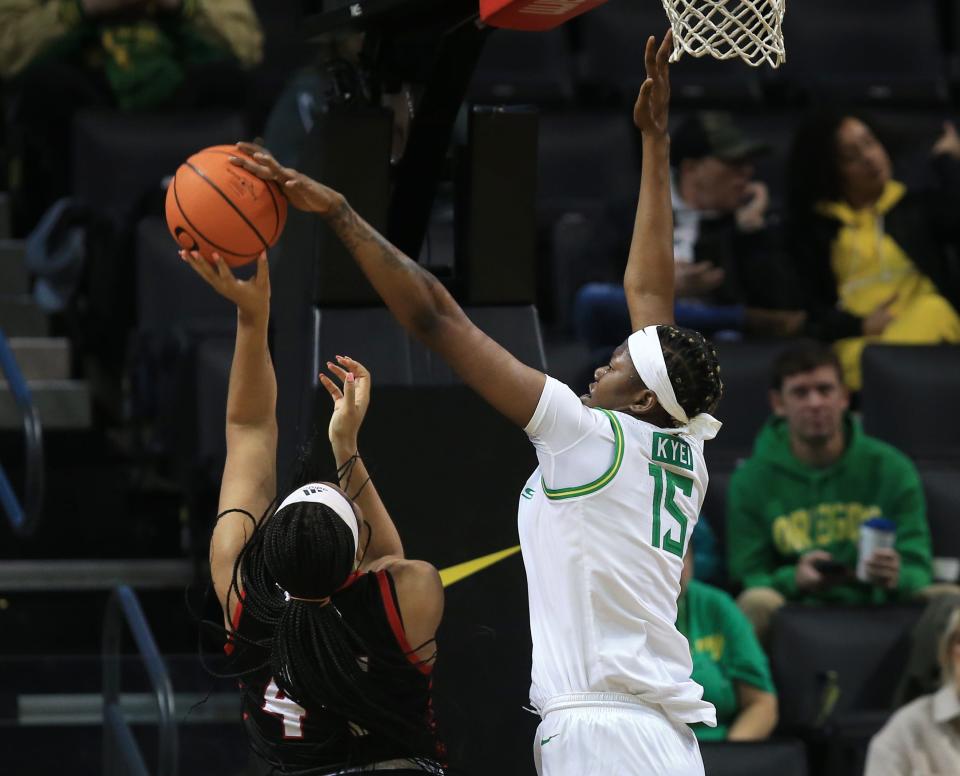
left=700, top=738, right=808, bottom=776
left=919, top=463, right=960, bottom=566
left=412, top=306, right=547, bottom=384
left=131, top=216, right=235, bottom=464
left=71, top=110, right=247, bottom=219
left=770, top=604, right=923, bottom=776
left=546, top=206, right=618, bottom=334
left=576, top=3, right=763, bottom=105
left=135, top=217, right=235, bottom=332
left=950, top=0, right=960, bottom=87
left=780, top=0, right=948, bottom=105
left=196, top=335, right=235, bottom=471
left=313, top=305, right=547, bottom=387
left=771, top=604, right=921, bottom=731
left=469, top=28, right=575, bottom=105
left=868, top=109, right=960, bottom=192
left=315, top=307, right=416, bottom=386
left=709, top=341, right=783, bottom=463
left=861, top=345, right=960, bottom=461
left=536, top=110, right=639, bottom=217
left=699, top=463, right=734, bottom=561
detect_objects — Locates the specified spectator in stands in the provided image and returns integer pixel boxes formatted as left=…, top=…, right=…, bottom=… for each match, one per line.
left=678, top=545, right=778, bottom=741
left=573, top=111, right=804, bottom=353
left=786, top=112, right=960, bottom=390
left=864, top=605, right=960, bottom=776
left=895, top=592, right=960, bottom=709
left=0, top=0, right=263, bottom=233
left=727, top=341, right=933, bottom=643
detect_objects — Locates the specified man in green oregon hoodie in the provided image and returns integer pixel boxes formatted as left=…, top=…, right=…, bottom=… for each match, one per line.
left=727, top=341, right=933, bottom=643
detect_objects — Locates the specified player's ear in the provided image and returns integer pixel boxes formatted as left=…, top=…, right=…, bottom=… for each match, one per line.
left=769, top=389, right=785, bottom=416
left=837, top=381, right=851, bottom=411
left=627, top=388, right=658, bottom=416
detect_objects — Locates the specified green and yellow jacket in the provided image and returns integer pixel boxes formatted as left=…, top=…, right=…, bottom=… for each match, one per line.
left=726, top=415, right=932, bottom=603
left=0, top=0, right=262, bottom=109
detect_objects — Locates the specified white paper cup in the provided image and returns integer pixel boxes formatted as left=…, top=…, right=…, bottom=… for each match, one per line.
left=933, top=557, right=960, bottom=584
left=857, top=519, right=896, bottom=583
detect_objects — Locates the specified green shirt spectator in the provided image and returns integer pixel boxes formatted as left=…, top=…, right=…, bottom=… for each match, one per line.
left=678, top=551, right=778, bottom=741
left=726, top=341, right=933, bottom=643
left=728, top=414, right=932, bottom=603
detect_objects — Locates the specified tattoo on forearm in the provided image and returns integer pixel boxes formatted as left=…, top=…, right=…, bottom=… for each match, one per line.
left=327, top=201, right=441, bottom=290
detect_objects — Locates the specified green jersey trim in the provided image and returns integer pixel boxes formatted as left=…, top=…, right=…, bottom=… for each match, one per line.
left=542, top=409, right=624, bottom=500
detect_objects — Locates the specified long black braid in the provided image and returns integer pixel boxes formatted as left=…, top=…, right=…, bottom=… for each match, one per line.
left=212, top=498, right=441, bottom=771
left=655, top=325, right=723, bottom=420
left=192, top=431, right=441, bottom=771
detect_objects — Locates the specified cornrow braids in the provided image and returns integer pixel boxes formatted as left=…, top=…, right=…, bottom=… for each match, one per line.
left=656, top=325, right=723, bottom=421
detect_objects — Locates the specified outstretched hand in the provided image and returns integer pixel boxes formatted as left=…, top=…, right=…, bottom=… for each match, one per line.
left=932, top=121, right=960, bottom=159
left=319, top=356, right=372, bottom=448
left=229, top=142, right=343, bottom=216
left=633, top=30, right=673, bottom=137
left=180, top=250, right=270, bottom=320
left=862, top=292, right=898, bottom=336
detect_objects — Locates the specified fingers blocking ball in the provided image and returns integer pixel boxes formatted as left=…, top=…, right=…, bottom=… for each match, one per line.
left=165, top=145, right=287, bottom=267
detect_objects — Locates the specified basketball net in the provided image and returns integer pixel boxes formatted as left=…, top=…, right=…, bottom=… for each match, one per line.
left=660, top=0, right=786, bottom=68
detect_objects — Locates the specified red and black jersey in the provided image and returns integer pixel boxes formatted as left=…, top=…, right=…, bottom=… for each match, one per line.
left=226, top=569, right=442, bottom=774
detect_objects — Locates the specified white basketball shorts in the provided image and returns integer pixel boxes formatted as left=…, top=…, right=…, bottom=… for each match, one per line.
left=533, top=693, right=704, bottom=776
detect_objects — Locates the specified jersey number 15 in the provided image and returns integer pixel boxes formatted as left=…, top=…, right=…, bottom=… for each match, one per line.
left=648, top=464, right=692, bottom=558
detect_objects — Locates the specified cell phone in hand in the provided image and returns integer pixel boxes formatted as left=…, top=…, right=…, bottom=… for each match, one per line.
left=812, top=558, right=848, bottom=577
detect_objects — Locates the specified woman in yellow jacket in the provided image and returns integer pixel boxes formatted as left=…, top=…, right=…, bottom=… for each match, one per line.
left=786, top=113, right=960, bottom=390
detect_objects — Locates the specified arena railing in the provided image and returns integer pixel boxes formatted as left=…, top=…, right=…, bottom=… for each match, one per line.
left=102, top=585, right=179, bottom=776
left=0, top=328, right=44, bottom=536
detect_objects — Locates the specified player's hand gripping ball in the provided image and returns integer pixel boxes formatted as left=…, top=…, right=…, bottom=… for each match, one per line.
left=165, top=145, right=287, bottom=267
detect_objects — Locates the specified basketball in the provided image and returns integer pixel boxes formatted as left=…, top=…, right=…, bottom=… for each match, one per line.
left=165, top=145, right=287, bottom=267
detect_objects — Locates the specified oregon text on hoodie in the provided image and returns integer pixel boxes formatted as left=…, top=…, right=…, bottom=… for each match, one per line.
left=726, top=415, right=932, bottom=604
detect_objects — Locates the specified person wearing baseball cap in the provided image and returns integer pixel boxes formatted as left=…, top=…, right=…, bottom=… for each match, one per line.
left=574, top=111, right=804, bottom=357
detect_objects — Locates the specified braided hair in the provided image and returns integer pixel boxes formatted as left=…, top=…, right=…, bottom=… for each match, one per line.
left=201, top=456, right=440, bottom=770
left=214, top=498, right=440, bottom=769
left=655, top=325, right=723, bottom=420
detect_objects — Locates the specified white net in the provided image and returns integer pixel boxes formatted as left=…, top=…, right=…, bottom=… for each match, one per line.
left=660, top=0, right=786, bottom=69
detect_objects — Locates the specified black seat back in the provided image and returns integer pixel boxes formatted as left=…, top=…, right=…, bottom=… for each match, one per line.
left=861, top=345, right=960, bottom=460
left=711, top=342, right=783, bottom=462
left=770, top=604, right=922, bottom=731
left=919, top=464, right=960, bottom=562
left=700, top=739, right=809, bottom=776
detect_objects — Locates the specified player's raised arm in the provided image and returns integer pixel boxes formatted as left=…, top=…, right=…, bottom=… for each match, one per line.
left=229, top=145, right=546, bottom=430
left=180, top=250, right=278, bottom=616
left=624, top=31, right=676, bottom=330
left=318, top=355, right=405, bottom=565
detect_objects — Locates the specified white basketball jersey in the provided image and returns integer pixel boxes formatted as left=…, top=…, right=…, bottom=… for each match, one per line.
left=519, top=377, right=717, bottom=728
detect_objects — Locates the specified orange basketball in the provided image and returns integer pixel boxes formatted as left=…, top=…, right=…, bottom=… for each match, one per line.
left=165, top=145, right=287, bottom=267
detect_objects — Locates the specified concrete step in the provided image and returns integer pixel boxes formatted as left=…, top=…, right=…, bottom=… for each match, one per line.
left=0, top=239, right=28, bottom=295
left=0, top=379, right=90, bottom=430
left=0, top=558, right=193, bottom=592
left=16, top=691, right=236, bottom=726
left=0, top=724, right=247, bottom=776
left=0, top=194, right=10, bottom=240
left=0, top=295, right=47, bottom=337
left=7, top=337, right=69, bottom=380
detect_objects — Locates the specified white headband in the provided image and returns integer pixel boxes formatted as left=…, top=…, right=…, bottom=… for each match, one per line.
left=276, top=482, right=359, bottom=552
left=627, top=326, right=722, bottom=442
